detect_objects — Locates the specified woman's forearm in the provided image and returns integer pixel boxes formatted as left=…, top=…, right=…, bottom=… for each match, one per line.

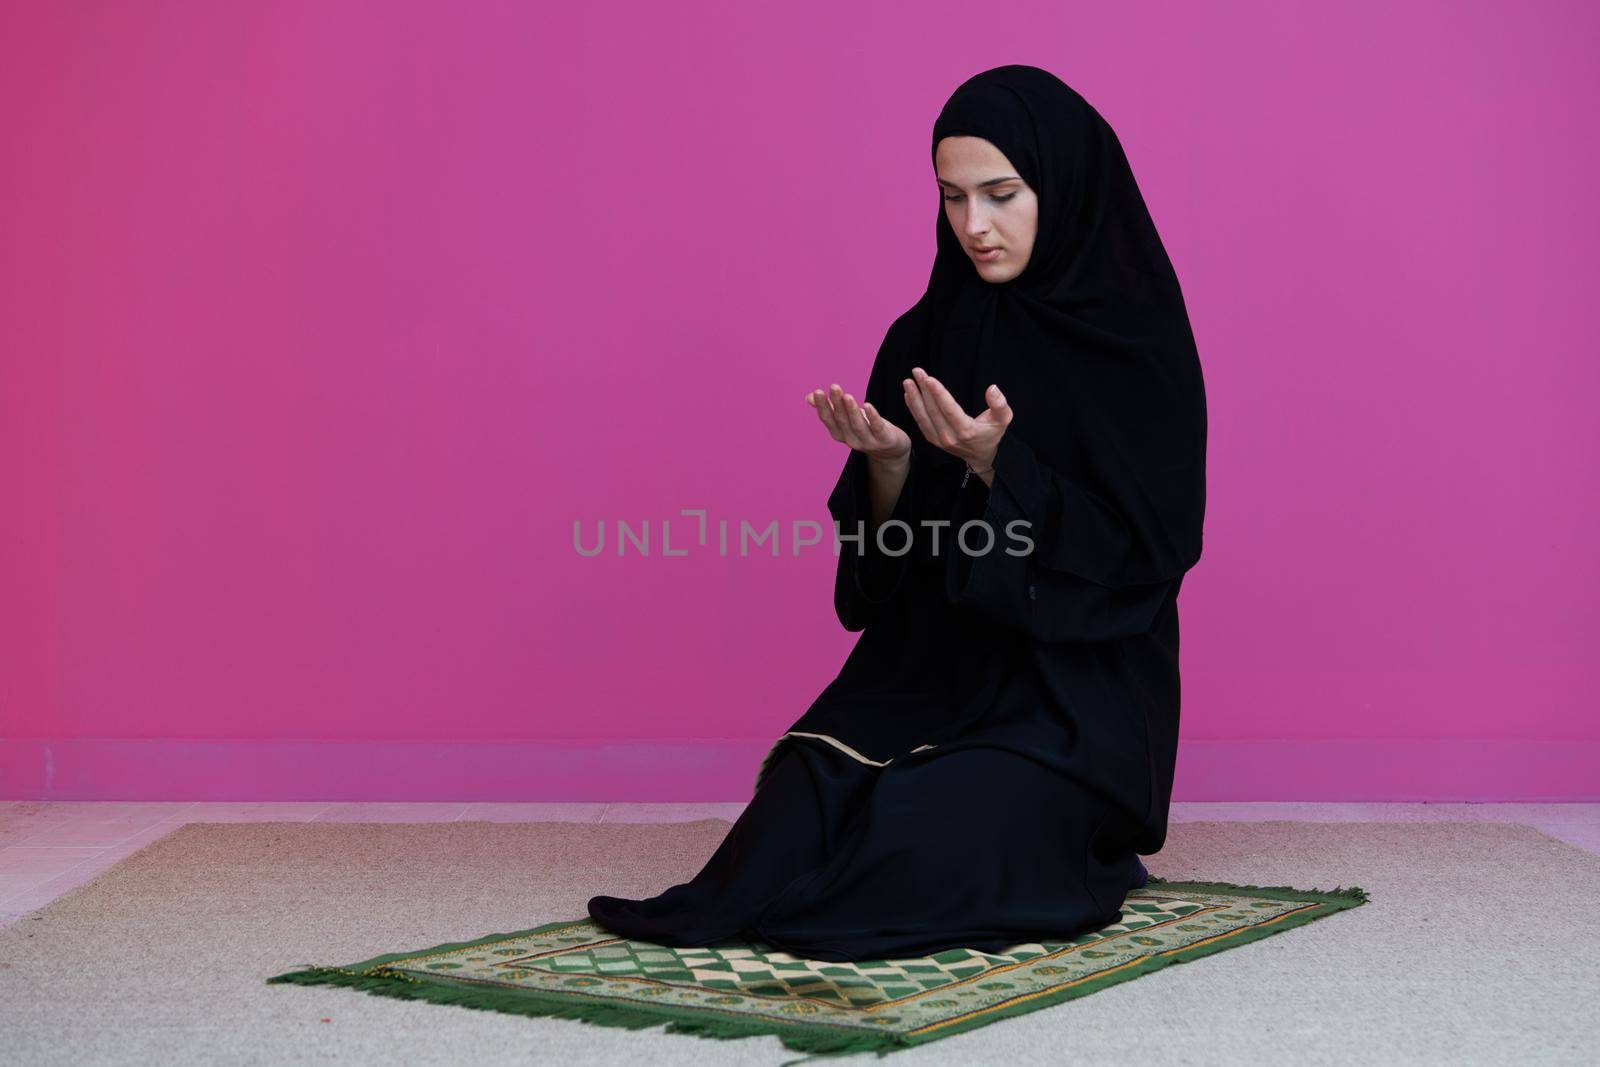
left=866, top=454, right=911, bottom=529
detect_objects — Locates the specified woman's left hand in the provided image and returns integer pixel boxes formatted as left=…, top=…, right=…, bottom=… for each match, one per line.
left=902, top=367, right=1013, bottom=474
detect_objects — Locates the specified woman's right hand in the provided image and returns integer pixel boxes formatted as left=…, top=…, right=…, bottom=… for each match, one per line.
left=806, top=383, right=912, bottom=464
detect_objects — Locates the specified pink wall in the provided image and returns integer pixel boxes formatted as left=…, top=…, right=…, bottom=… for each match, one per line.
left=3, top=1, right=1596, bottom=800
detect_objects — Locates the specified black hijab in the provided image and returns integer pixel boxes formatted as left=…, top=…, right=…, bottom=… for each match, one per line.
left=864, top=64, right=1206, bottom=589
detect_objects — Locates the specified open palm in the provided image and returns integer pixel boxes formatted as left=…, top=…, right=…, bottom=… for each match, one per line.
left=806, top=383, right=912, bottom=462
left=903, top=366, right=1012, bottom=472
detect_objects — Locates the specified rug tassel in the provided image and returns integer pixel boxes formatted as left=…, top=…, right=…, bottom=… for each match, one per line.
left=267, top=964, right=912, bottom=1057
left=268, top=876, right=1368, bottom=1056
left=1144, top=874, right=1371, bottom=905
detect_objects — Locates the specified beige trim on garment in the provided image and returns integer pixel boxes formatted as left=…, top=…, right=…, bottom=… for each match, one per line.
left=754, top=731, right=941, bottom=797
left=777, top=731, right=938, bottom=767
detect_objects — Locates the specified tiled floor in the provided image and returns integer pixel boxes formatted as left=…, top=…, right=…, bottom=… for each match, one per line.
left=2, top=800, right=1596, bottom=928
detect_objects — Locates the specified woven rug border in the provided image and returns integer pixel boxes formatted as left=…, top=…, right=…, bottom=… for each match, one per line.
left=265, top=877, right=1370, bottom=1062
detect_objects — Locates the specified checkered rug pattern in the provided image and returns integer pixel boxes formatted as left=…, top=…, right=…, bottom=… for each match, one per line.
left=267, top=876, right=1368, bottom=1060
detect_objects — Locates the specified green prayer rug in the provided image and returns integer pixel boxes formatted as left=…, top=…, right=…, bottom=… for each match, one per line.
left=266, top=876, right=1368, bottom=1061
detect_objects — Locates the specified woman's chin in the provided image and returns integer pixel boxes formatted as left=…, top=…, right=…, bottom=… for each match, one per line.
left=974, top=261, right=1021, bottom=282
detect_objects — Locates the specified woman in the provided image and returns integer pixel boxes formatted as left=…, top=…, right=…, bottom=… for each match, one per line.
left=587, top=65, right=1206, bottom=963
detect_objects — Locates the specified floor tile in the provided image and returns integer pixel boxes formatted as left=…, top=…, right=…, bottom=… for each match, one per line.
left=176, top=802, right=334, bottom=822
left=0, top=872, right=65, bottom=897
left=0, top=861, right=105, bottom=909
left=312, top=803, right=471, bottom=823
left=0, top=811, right=90, bottom=834
left=0, top=840, right=167, bottom=911
left=11, top=816, right=190, bottom=847
left=3, top=802, right=194, bottom=819
left=0, top=845, right=108, bottom=871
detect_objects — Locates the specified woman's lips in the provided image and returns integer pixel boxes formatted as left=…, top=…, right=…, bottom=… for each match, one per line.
left=972, top=247, right=1002, bottom=262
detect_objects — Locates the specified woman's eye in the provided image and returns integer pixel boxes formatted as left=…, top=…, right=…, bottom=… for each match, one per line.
left=942, top=192, right=1018, bottom=203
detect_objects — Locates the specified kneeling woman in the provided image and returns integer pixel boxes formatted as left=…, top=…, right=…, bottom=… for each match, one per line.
left=588, top=64, right=1207, bottom=963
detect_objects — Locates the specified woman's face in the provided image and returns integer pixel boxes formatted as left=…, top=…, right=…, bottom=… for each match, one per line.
left=935, top=136, right=1038, bottom=283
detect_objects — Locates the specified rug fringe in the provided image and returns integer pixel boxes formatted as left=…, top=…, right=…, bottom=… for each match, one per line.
left=265, top=964, right=909, bottom=1059
left=268, top=878, right=1368, bottom=1059
left=1144, top=874, right=1371, bottom=905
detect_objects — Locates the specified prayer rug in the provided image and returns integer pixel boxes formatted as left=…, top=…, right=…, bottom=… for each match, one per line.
left=266, top=876, right=1368, bottom=1062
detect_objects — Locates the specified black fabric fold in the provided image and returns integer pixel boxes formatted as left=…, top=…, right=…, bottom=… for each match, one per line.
left=943, top=432, right=1180, bottom=642
left=828, top=445, right=919, bottom=631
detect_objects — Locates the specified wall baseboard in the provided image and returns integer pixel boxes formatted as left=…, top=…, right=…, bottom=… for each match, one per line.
left=1, top=737, right=1595, bottom=802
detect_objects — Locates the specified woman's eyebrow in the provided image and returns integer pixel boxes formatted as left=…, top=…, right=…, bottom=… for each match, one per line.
left=936, top=175, right=1022, bottom=190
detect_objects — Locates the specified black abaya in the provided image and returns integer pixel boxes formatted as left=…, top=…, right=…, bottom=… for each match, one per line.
left=588, top=65, right=1205, bottom=963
